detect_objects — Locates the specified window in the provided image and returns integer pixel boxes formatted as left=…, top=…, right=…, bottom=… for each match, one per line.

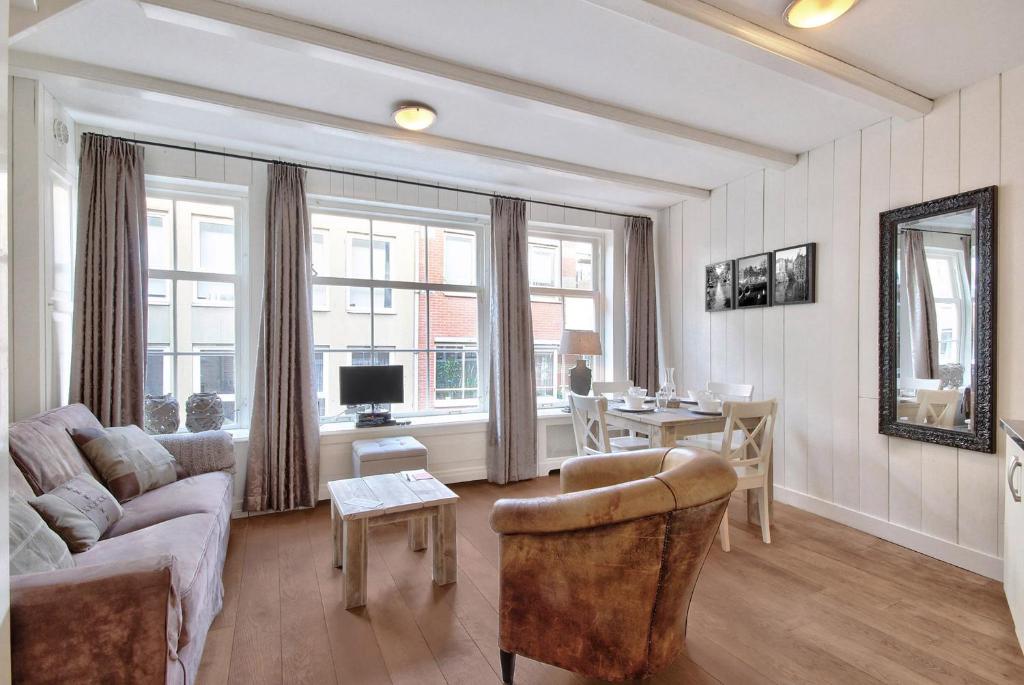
left=194, top=218, right=235, bottom=303
left=435, top=344, right=478, bottom=405
left=926, top=248, right=970, bottom=367
left=310, top=211, right=484, bottom=421
left=529, top=239, right=558, bottom=287
left=347, top=235, right=393, bottom=312
left=443, top=231, right=476, bottom=285
left=528, top=233, right=602, bottom=405
left=145, top=191, right=244, bottom=429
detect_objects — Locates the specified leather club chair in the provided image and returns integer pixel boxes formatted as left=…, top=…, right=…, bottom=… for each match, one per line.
left=489, top=447, right=737, bottom=683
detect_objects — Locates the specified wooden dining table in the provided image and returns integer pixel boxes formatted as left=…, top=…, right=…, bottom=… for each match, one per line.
left=605, top=402, right=773, bottom=524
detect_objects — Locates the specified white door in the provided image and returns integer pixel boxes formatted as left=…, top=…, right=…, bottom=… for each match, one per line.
left=1006, top=433, right=1024, bottom=652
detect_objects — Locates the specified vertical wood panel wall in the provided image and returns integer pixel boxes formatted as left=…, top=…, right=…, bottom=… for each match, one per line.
left=659, top=65, right=1024, bottom=579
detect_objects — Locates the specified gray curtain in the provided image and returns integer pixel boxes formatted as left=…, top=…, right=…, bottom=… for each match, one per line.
left=70, top=133, right=147, bottom=427
left=487, top=197, right=536, bottom=484
left=245, top=164, right=320, bottom=512
left=901, top=231, right=939, bottom=379
left=625, top=216, right=659, bottom=393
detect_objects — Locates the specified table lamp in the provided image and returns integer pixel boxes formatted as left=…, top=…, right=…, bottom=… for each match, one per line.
left=559, top=329, right=602, bottom=396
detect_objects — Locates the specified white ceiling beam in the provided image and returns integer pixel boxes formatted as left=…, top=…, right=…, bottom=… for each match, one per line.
left=11, top=0, right=91, bottom=43
left=585, top=0, right=933, bottom=119
left=11, top=52, right=709, bottom=200
left=137, top=0, right=795, bottom=170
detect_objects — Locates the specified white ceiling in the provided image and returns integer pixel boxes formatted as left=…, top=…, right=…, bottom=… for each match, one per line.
left=12, top=0, right=1024, bottom=210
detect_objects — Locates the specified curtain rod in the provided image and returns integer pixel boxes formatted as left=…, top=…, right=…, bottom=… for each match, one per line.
left=898, top=226, right=973, bottom=238
left=109, top=135, right=646, bottom=221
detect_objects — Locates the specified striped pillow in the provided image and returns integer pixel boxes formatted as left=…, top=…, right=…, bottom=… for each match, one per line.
left=70, top=425, right=184, bottom=502
left=10, top=495, right=73, bottom=575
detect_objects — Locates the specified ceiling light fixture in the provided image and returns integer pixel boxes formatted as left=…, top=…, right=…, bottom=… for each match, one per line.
left=393, top=103, right=437, bottom=131
left=784, top=0, right=859, bottom=28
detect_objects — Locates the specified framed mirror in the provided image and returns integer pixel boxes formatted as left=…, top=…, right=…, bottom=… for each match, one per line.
left=879, top=186, right=996, bottom=453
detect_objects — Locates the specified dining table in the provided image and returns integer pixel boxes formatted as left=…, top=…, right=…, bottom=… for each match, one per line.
left=605, top=401, right=773, bottom=525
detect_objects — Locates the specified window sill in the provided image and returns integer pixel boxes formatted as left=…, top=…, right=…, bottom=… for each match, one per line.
left=225, top=407, right=571, bottom=445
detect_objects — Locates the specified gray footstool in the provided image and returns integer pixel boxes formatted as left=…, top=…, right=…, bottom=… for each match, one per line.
left=352, top=436, right=428, bottom=477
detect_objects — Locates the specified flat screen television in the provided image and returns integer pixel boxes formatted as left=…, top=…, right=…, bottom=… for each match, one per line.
left=339, top=365, right=404, bottom=407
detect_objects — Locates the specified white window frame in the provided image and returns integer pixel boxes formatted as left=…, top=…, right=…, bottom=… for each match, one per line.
left=434, top=338, right=479, bottom=407
left=191, top=344, right=237, bottom=418
left=345, top=232, right=396, bottom=314
left=147, top=210, right=172, bottom=303
left=308, top=202, right=488, bottom=421
left=443, top=229, right=477, bottom=286
left=192, top=214, right=236, bottom=307
left=527, top=227, right=604, bottom=407
left=926, top=246, right=970, bottom=367
left=145, top=182, right=249, bottom=429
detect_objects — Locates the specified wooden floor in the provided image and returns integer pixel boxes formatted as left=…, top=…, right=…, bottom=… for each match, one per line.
left=198, top=476, right=1024, bottom=684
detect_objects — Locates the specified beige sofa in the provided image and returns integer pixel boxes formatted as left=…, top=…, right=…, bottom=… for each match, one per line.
left=8, top=404, right=235, bottom=684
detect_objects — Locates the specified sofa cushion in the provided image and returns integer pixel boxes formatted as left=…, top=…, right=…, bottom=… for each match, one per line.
left=70, top=425, right=183, bottom=502
left=30, top=474, right=123, bottom=552
left=9, top=495, right=74, bottom=575
left=9, top=404, right=102, bottom=495
left=104, top=471, right=233, bottom=539
left=73, top=512, right=226, bottom=650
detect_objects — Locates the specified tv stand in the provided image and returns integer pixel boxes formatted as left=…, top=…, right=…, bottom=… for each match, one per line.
left=356, top=405, right=394, bottom=428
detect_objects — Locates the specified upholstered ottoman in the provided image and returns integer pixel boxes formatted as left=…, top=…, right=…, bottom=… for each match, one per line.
left=352, top=436, right=428, bottom=477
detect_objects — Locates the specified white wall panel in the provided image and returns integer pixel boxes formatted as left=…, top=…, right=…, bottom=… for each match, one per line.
left=743, top=172, right=765, bottom=401
left=682, top=198, right=710, bottom=392
left=783, top=154, right=809, bottom=492
left=832, top=131, right=861, bottom=510
left=726, top=181, right=746, bottom=384
left=709, top=187, right=728, bottom=384
left=762, top=169, right=786, bottom=484
left=806, top=143, right=834, bottom=501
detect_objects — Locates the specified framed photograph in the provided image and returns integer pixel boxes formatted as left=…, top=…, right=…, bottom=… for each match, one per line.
left=773, top=242, right=816, bottom=305
left=736, top=252, right=773, bottom=309
left=705, top=260, right=735, bottom=312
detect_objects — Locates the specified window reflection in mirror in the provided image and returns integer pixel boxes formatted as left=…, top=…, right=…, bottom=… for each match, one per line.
left=895, top=208, right=975, bottom=433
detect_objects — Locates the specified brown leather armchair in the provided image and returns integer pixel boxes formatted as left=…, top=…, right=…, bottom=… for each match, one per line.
left=489, top=447, right=737, bottom=683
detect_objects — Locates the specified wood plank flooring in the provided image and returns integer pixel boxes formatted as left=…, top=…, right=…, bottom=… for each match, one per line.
left=199, top=476, right=1024, bottom=684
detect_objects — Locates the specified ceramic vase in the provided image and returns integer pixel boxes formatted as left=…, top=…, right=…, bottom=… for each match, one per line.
left=186, top=392, right=225, bottom=432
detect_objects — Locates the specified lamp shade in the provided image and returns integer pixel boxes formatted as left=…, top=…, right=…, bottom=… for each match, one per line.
left=559, top=330, right=602, bottom=356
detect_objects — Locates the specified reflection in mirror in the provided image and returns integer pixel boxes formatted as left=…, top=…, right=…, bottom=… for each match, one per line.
left=896, top=208, right=975, bottom=433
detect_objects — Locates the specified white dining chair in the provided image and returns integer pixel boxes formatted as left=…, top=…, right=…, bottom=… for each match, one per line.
left=714, top=399, right=778, bottom=552
left=900, top=377, right=942, bottom=393
left=591, top=380, right=634, bottom=397
left=914, top=389, right=961, bottom=427
left=706, top=381, right=754, bottom=401
left=567, top=393, right=650, bottom=455
left=678, top=381, right=756, bottom=450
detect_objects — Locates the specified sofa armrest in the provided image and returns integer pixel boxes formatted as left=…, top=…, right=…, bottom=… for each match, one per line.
left=559, top=449, right=670, bottom=493
left=155, top=430, right=235, bottom=476
left=11, top=555, right=183, bottom=684
left=490, top=475, right=677, bottom=535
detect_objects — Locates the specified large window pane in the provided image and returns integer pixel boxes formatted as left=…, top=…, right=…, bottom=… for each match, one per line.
left=373, top=288, right=423, bottom=351
left=428, top=291, right=478, bottom=348
left=561, top=240, right=594, bottom=290
left=564, top=296, right=596, bottom=330
left=147, top=198, right=173, bottom=270
left=531, top=297, right=563, bottom=348
left=430, top=226, right=476, bottom=286
left=312, top=285, right=372, bottom=350
left=528, top=237, right=559, bottom=287
left=183, top=281, right=236, bottom=346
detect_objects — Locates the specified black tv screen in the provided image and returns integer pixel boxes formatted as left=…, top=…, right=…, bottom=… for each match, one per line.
left=339, top=365, right=404, bottom=407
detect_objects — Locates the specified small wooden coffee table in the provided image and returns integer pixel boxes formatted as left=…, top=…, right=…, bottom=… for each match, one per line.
left=328, top=472, right=459, bottom=609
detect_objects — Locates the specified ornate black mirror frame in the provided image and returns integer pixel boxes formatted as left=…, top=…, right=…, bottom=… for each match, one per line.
left=878, top=185, right=997, bottom=453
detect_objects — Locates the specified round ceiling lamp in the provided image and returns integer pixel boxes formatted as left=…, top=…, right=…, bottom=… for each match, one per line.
left=784, top=0, right=859, bottom=28
left=393, top=103, right=437, bottom=131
